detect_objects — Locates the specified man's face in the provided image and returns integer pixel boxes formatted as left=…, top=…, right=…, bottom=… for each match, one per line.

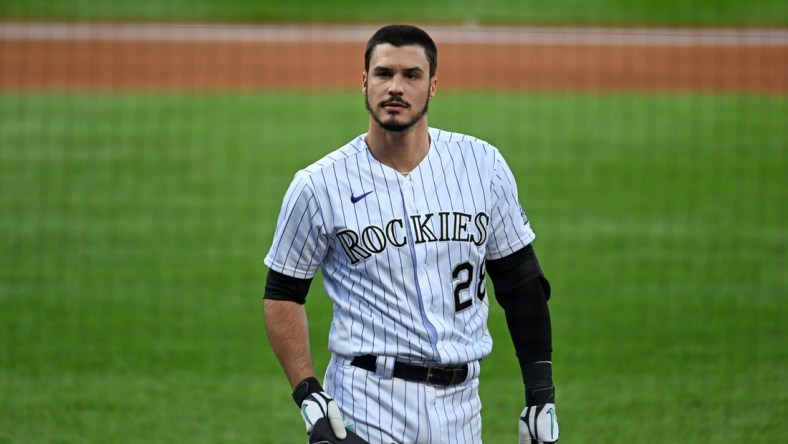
left=363, top=44, right=437, bottom=132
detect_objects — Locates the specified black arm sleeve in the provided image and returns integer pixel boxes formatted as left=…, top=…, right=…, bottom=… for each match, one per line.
left=264, top=269, right=313, bottom=305
left=487, top=244, right=554, bottom=400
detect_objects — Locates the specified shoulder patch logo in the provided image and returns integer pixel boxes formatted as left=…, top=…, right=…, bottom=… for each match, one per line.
left=518, top=203, right=529, bottom=225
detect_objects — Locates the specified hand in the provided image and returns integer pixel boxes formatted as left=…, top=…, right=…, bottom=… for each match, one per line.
left=519, top=385, right=558, bottom=443
left=293, top=377, right=347, bottom=440
left=301, top=390, right=347, bottom=439
left=519, top=403, right=559, bottom=443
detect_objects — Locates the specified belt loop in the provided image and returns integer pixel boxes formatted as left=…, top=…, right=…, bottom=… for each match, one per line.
left=375, top=356, right=395, bottom=380
left=466, top=360, right=480, bottom=381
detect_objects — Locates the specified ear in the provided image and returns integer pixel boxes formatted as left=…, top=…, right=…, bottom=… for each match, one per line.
left=362, top=71, right=368, bottom=94
left=429, top=75, right=438, bottom=99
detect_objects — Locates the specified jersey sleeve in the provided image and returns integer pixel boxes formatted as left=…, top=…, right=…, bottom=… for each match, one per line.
left=486, top=150, right=536, bottom=260
left=264, top=172, right=328, bottom=279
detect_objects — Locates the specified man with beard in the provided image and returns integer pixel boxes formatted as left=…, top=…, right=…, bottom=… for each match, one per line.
left=263, top=24, right=559, bottom=444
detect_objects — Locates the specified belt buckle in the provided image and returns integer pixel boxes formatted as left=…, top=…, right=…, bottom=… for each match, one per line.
left=425, top=366, right=440, bottom=386
left=426, top=366, right=460, bottom=386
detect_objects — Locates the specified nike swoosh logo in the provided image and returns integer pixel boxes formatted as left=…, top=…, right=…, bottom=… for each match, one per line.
left=350, top=191, right=373, bottom=204
left=547, top=407, right=556, bottom=438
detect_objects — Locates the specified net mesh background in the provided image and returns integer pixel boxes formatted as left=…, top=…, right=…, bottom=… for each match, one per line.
left=1, top=2, right=786, bottom=443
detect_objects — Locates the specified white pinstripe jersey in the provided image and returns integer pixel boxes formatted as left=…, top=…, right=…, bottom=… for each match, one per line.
left=265, top=127, right=535, bottom=365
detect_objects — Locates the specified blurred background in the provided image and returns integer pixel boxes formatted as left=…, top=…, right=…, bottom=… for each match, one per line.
left=1, top=1, right=786, bottom=443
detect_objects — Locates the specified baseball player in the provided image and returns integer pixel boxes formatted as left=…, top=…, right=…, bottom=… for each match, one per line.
left=264, top=24, right=559, bottom=444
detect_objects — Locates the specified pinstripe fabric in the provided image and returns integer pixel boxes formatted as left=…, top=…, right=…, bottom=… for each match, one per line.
left=265, top=127, right=535, bottom=443
left=265, top=127, right=534, bottom=364
left=325, top=355, right=482, bottom=444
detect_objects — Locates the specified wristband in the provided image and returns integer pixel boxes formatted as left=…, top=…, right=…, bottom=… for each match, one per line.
left=526, top=386, right=555, bottom=406
left=524, top=361, right=554, bottom=406
left=292, top=376, right=323, bottom=407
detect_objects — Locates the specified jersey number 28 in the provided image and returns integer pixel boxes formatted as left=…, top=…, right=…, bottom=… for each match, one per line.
left=452, top=261, right=486, bottom=312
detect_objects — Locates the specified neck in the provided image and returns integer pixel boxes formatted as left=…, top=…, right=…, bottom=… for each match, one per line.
left=365, top=119, right=430, bottom=175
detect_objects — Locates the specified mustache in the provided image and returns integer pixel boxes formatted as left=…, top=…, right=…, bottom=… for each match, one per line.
left=381, top=97, right=410, bottom=107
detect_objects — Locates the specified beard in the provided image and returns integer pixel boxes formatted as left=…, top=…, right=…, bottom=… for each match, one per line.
left=365, top=92, right=429, bottom=133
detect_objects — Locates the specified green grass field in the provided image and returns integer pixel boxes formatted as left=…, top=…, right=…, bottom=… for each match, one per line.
left=1, top=92, right=785, bottom=443
left=1, top=0, right=786, bottom=25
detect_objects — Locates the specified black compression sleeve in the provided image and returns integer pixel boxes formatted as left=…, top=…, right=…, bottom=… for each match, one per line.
left=264, top=269, right=313, bottom=305
left=487, top=245, right=553, bottom=392
left=497, top=276, right=553, bottom=367
left=486, top=244, right=550, bottom=300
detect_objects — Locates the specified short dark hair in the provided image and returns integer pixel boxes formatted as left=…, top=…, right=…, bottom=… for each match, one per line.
left=365, top=24, right=438, bottom=78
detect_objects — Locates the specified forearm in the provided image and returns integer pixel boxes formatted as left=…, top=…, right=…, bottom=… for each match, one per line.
left=500, top=278, right=555, bottom=406
left=502, top=277, right=552, bottom=371
left=263, top=299, right=316, bottom=388
left=264, top=301, right=351, bottom=440
left=488, top=245, right=555, bottom=398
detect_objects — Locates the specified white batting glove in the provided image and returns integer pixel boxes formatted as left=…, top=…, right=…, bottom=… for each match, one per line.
left=519, top=386, right=558, bottom=443
left=292, top=377, right=348, bottom=440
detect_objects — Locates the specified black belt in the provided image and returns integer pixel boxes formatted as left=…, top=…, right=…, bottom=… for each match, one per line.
left=350, top=354, right=469, bottom=386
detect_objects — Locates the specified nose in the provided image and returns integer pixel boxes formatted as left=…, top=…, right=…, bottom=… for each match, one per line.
left=387, top=74, right=405, bottom=96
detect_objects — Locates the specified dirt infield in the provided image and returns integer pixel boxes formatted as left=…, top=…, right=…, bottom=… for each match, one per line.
left=1, top=24, right=786, bottom=93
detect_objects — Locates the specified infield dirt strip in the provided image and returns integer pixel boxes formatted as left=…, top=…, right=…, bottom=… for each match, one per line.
left=1, top=23, right=786, bottom=92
